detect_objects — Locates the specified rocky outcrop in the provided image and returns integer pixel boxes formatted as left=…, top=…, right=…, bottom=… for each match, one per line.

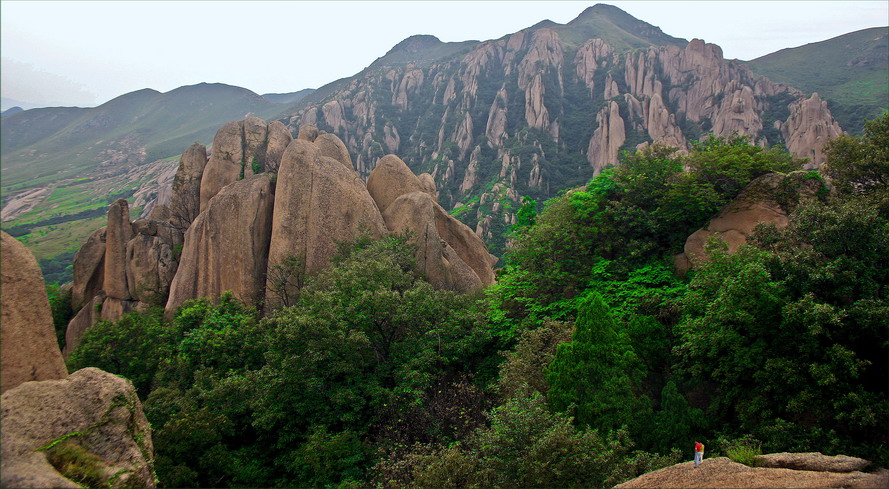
left=367, top=154, right=427, bottom=212
left=166, top=173, right=275, bottom=314
left=418, top=172, right=438, bottom=200
left=588, top=101, right=626, bottom=174
left=166, top=142, right=208, bottom=232
left=675, top=171, right=826, bottom=274
left=63, top=292, right=105, bottom=357
left=199, top=118, right=289, bottom=211
left=433, top=204, right=498, bottom=287
left=315, top=132, right=353, bottom=170
left=100, top=297, right=136, bottom=323
left=614, top=455, right=886, bottom=489
left=104, top=199, right=134, bottom=301
left=264, top=121, right=293, bottom=172
left=755, top=453, right=872, bottom=473
left=70, top=227, right=106, bottom=311
left=781, top=93, right=843, bottom=168
left=1, top=368, right=155, bottom=488
left=368, top=155, right=498, bottom=291
left=267, top=138, right=387, bottom=285
left=125, top=231, right=177, bottom=305
left=1, top=232, right=68, bottom=393
left=382, top=191, right=482, bottom=291
left=199, top=121, right=243, bottom=211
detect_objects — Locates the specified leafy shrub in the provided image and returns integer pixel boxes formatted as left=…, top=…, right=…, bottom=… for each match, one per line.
left=724, top=437, right=762, bottom=467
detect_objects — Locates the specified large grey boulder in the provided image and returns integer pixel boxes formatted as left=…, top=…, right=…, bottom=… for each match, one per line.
left=166, top=173, right=276, bottom=314
left=0, top=368, right=156, bottom=488
left=267, top=138, right=387, bottom=285
left=1, top=231, right=68, bottom=393
left=382, top=192, right=482, bottom=291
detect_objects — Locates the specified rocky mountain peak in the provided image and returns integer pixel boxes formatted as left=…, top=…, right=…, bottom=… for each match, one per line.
left=389, top=34, right=444, bottom=54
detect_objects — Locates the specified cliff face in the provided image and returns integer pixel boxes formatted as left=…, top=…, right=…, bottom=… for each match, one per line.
left=281, top=10, right=841, bottom=255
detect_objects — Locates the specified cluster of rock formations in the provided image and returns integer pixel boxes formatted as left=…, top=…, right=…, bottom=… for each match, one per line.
left=1, top=231, right=155, bottom=488
left=64, top=118, right=497, bottom=351
left=615, top=453, right=887, bottom=488
left=283, top=25, right=843, bottom=244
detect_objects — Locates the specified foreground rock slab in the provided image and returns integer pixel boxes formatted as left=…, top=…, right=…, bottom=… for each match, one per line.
left=615, top=456, right=886, bottom=489
left=755, top=452, right=872, bottom=473
left=0, top=368, right=156, bottom=488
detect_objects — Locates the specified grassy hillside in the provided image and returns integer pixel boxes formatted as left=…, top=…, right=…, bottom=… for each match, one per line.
left=554, top=3, right=687, bottom=50
left=0, top=83, right=293, bottom=282
left=1, top=83, right=283, bottom=193
left=261, top=89, right=316, bottom=105
left=746, top=27, right=888, bottom=134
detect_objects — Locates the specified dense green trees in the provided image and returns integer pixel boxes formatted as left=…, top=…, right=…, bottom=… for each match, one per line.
left=66, top=119, right=888, bottom=486
left=491, top=135, right=803, bottom=334
left=547, top=293, right=648, bottom=433
left=70, top=235, right=495, bottom=487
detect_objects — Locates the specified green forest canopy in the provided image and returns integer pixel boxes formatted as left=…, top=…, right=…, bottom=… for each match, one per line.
left=64, top=116, right=889, bottom=488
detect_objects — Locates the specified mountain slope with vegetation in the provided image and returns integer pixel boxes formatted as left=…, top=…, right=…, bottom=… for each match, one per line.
left=281, top=4, right=843, bottom=258
left=1, top=83, right=282, bottom=191
left=746, top=26, right=889, bottom=135
left=0, top=84, right=295, bottom=279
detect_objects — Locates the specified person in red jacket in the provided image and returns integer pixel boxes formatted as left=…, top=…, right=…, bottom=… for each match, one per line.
left=694, top=441, right=705, bottom=468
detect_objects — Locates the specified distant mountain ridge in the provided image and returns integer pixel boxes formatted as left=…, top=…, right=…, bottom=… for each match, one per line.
left=1, top=106, right=24, bottom=117
left=746, top=26, right=889, bottom=134
left=1, top=83, right=281, bottom=191
left=261, top=89, right=316, bottom=105
left=279, top=4, right=843, bottom=254
left=2, top=3, right=881, bottom=277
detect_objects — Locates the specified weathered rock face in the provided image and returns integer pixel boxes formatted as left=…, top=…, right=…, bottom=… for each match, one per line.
left=615, top=455, right=886, bottom=489
left=199, top=118, right=290, bottom=211
left=418, top=172, right=438, bottom=200
left=367, top=154, right=427, bottom=212
left=167, top=142, right=208, bottom=232
left=126, top=232, right=177, bottom=305
left=382, top=191, right=482, bottom=291
left=0, top=367, right=155, bottom=489
left=199, top=120, right=243, bottom=211
left=675, top=171, right=826, bottom=274
left=100, top=297, right=137, bottom=323
left=264, top=121, right=293, bottom=172
left=368, top=154, right=497, bottom=291
left=70, top=226, right=106, bottom=311
left=104, top=199, right=134, bottom=300
left=1, top=232, right=68, bottom=393
left=63, top=292, right=105, bottom=358
left=166, top=173, right=275, bottom=314
left=315, top=132, right=353, bottom=170
left=268, top=138, right=388, bottom=283
left=587, top=100, right=626, bottom=174
left=433, top=204, right=498, bottom=287
left=297, top=123, right=319, bottom=142
left=781, top=93, right=844, bottom=168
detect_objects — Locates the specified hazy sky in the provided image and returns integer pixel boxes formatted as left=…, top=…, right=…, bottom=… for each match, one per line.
left=2, top=1, right=887, bottom=109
